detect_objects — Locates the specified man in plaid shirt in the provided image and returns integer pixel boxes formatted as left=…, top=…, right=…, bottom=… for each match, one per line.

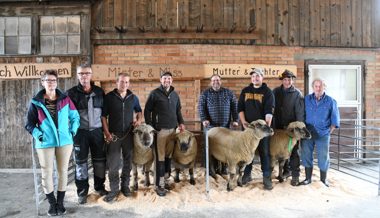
left=198, top=75, right=239, bottom=175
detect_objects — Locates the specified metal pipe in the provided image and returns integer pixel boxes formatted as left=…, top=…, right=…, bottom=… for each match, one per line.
left=204, top=127, right=209, bottom=197
left=31, top=139, right=41, bottom=216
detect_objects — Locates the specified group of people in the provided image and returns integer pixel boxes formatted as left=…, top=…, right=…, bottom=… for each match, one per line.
left=199, top=68, right=340, bottom=190
left=25, top=64, right=339, bottom=216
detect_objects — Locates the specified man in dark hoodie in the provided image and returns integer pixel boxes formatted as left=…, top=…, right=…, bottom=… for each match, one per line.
left=144, top=71, right=185, bottom=197
left=66, top=64, right=108, bottom=204
left=101, top=73, right=142, bottom=202
left=238, top=68, right=275, bottom=190
left=273, top=70, right=305, bottom=186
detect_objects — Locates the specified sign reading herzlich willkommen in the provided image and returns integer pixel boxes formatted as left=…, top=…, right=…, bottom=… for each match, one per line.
left=0, top=63, right=71, bottom=79
left=92, top=64, right=297, bottom=80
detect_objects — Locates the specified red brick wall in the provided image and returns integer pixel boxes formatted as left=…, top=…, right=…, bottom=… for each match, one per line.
left=94, top=45, right=380, bottom=125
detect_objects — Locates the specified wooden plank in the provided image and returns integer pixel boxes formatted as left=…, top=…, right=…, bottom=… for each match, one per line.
left=102, top=0, right=112, bottom=27
left=361, top=0, right=372, bottom=47
left=266, top=0, right=276, bottom=44
left=299, top=0, right=310, bottom=46
left=212, top=0, right=224, bottom=28
left=235, top=0, right=246, bottom=28
left=288, top=0, right=299, bottom=45
left=351, top=0, right=362, bottom=47
left=113, top=0, right=123, bottom=26
left=373, top=0, right=380, bottom=47
left=278, top=0, right=289, bottom=45
left=126, top=0, right=137, bottom=27
left=92, top=0, right=103, bottom=27
left=320, top=0, right=331, bottom=46
left=223, top=0, right=234, bottom=29
left=341, top=0, right=352, bottom=46
left=179, top=0, right=190, bottom=27
left=189, top=0, right=201, bottom=27
left=255, top=0, right=266, bottom=44
left=309, top=0, right=320, bottom=46
left=136, top=0, right=147, bottom=27
left=201, top=0, right=213, bottom=28
left=330, top=0, right=341, bottom=47
left=167, top=0, right=177, bottom=27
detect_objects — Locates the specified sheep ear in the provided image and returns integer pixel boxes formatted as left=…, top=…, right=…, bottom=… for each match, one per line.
left=132, top=129, right=138, bottom=133
left=247, top=123, right=255, bottom=128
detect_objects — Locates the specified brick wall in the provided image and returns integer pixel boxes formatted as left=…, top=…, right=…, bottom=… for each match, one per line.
left=94, top=45, right=380, bottom=125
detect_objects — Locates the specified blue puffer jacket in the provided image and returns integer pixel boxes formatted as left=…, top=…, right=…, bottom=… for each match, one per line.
left=25, top=89, right=80, bottom=149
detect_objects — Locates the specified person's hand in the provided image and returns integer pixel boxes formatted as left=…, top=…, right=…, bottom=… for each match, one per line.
left=178, top=124, right=186, bottom=132
left=133, top=120, right=141, bottom=127
left=104, top=132, right=112, bottom=143
left=202, top=120, right=210, bottom=127
left=242, top=122, right=249, bottom=129
left=232, top=121, right=239, bottom=127
left=330, top=126, right=336, bottom=134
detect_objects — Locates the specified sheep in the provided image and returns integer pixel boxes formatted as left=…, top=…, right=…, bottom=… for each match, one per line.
left=132, top=124, right=156, bottom=191
left=172, top=130, right=198, bottom=185
left=269, top=121, right=311, bottom=183
left=208, top=119, right=274, bottom=191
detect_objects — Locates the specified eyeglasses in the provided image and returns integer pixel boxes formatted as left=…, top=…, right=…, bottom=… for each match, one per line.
left=43, top=79, right=57, bottom=83
left=77, top=72, right=92, bottom=76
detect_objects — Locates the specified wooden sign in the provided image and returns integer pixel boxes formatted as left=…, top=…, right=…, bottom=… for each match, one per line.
left=92, top=64, right=297, bottom=81
left=0, top=63, right=72, bottom=80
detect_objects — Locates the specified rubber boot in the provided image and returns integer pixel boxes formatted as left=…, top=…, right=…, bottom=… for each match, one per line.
left=320, top=170, right=329, bottom=187
left=301, top=167, right=313, bottom=185
left=263, top=176, right=273, bottom=190
left=46, top=192, right=57, bottom=216
left=104, top=171, right=120, bottom=202
left=291, top=176, right=300, bottom=186
left=164, top=158, right=172, bottom=190
left=56, top=191, right=66, bottom=215
left=156, top=161, right=167, bottom=196
left=241, top=162, right=253, bottom=185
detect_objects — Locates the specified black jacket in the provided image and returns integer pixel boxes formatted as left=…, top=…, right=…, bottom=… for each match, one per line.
left=273, top=85, right=305, bottom=129
left=238, top=83, right=275, bottom=123
left=144, top=85, right=184, bottom=130
left=102, top=89, right=142, bottom=133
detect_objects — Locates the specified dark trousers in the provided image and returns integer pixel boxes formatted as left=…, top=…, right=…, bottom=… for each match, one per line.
left=244, top=136, right=271, bottom=177
left=73, top=128, right=106, bottom=197
left=289, top=143, right=301, bottom=177
left=106, top=132, right=133, bottom=191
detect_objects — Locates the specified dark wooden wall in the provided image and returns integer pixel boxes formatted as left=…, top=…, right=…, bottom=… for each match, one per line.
left=92, top=0, right=380, bottom=47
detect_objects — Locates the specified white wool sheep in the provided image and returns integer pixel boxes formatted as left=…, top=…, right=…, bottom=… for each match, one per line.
left=208, top=119, right=274, bottom=191
left=172, top=130, right=198, bottom=185
left=269, top=121, right=311, bottom=182
left=132, top=124, right=156, bottom=190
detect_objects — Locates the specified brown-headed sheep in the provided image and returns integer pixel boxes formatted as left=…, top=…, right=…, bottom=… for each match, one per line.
left=132, top=124, right=156, bottom=190
left=172, top=130, right=198, bottom=185
left=208, top=119, right=274, bottom=191
left=269, top=121, right=311, bottom=183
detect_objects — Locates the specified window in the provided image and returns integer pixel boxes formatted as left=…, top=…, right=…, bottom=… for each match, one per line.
left=0, top=17, right=32, bottom=54
left=40, top=16, right=80, bottom=54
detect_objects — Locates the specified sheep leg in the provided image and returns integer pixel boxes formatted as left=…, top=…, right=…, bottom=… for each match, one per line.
left=144, top=160, right=153, bottom=187
left=277, top=159, right=285, bottom=183
left=209, top=155, right=217, bottom=179
left=132, top=163, right=138, bottom=191
left=189, top=167, right=196, bottom=185
left=237, top=161, right=245, bottom=187
left=227, top=172, right=237, bottom=191
left=174, top=168, right=181, bottom=183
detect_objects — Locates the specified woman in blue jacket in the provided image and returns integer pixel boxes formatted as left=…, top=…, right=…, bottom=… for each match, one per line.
left=25, top=69, right=80, bottom=216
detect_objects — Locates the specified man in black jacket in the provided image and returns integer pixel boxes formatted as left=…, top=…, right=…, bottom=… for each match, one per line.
left=273, top=70, right=305, bottom=186
left=144, top=71, right=185, bottom=196
left=101, top=73, right=142, bottom=202
left=66, top=64, right=108, bottom=204
left=238, top=68, right=275, bottom=190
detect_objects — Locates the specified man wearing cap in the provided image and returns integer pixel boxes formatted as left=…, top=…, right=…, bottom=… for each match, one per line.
left=144, top=71, right=185, bottom=196
left=198, top=75, right=239, bottom=175
left=238, top=68, right=275, bottom=190
left=272, top=69, right=305, bottom=186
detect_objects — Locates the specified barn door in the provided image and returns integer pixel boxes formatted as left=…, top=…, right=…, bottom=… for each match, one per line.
left=307, top=64, right=363, bottom=159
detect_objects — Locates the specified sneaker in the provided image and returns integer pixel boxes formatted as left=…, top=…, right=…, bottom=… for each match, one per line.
left=155, top=187, right=167, bottom=197
left=56, top=203, right=66, bottom=215
left=96, top=189, right=109, bottom=196
left=121, top=187, right=131, bottom=197
left=103, top=192, right=118, bottom=202
left=241, top=173, right=253, bottom=185
left=78, top=196, right=87, bottom=205
left=47, top=204, right=57, bottom=216
left=263, top=176, right=273, bottom=190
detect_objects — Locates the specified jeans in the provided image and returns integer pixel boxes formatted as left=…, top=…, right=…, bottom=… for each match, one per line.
left=301, top=134, right=330, bottom=172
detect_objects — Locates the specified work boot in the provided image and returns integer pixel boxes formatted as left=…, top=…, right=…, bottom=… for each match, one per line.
left=290, top=176, right=299, bottom=186
left=320, top=170, right=329, bottom=187
left=121, top=186, right=132, bottom=197
left=241, top=163, right=253, bottom=185
left=103, top=191, right=119, bottom=202
left=263, top=176, right=273, bottom=190
left=301, top=167, right=313, bottom=185
left=78, top=195, right=87, bottom=205
left=96, top=188, right=109, bottom=196
left=46, top=192, right=57, bottom=216
left=56, top=191, right=66, bottom=215
left=156, top=176, right=167, bottom=197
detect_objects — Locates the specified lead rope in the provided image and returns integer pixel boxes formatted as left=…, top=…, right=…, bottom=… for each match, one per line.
left=288, top=136, right=293, bottom=153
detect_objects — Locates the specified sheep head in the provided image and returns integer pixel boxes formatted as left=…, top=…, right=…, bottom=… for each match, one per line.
left=175, top=130, right=194, bottom=153
left=133, top=124, right=156, bottom=148
left=286, top=121, right=311, bottom=140
left=247, top=119, right=274, bottom=139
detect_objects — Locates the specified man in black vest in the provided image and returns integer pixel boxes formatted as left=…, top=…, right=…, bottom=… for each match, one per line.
left=101, top=73, right=143, bottom=202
